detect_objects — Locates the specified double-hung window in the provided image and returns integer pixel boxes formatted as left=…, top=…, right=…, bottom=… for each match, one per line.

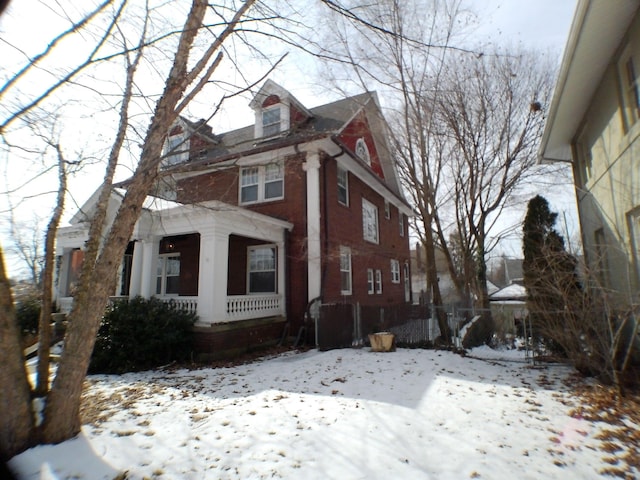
left=248, top=245, right=276, bottom=293
left=619, top=48, right=640, bottom=128
left=375, top=269, right=382, bottom=294
left=367, top=269, right=375, bottom=294
left=340, top=246, right=352, bottom=295
left=156, top=254, right=180, bottom=295
left=163, top=132, right=190, bottom=167
left=391, top=259, right=400, bottom=284
left=362, top=198, right=379, bottom=243
left=240, top=162, right=284, bottom=204
left=399, top=212, right=404, bottom=237
left=262, top=107, right=281, bottom=137
left=337, top=166, right=349, bottom=205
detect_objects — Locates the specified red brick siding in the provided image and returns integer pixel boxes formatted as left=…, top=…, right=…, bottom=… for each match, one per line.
left=338, top=111, right=385, bottom=179
left=320, top=157, right=410, bottom=306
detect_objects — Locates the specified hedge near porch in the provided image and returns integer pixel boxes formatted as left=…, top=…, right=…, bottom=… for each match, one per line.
left=89, top=296, right=196, bottom=374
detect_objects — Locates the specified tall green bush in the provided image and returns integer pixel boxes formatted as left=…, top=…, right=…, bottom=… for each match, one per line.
left=89, top=296, right=196, bottom=374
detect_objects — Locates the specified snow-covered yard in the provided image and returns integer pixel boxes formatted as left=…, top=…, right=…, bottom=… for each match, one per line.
left=9, top=347, right=636, bottom=479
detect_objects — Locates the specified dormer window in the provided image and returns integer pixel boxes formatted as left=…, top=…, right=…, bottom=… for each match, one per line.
left=355, top=137, right=371, bottom=166
left=262, top=107, right=282, bottom=137
left=163, top=129, right=190, bottom=167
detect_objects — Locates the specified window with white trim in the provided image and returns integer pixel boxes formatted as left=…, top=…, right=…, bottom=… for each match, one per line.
left=337, top=166, right=349, bottom=206
left=355, top=137, right=371, bottom=166
left=619, top=48, right=640, bottom=128
left=262, top=106, right=282, bottom=137
left=399, top=212, right=404, bottom=237
left=391, top=259, right=400, bottom=283
left=240, top=162, right=284, bottom=204
left=156, top=254, right=180, bottom=296
left=384, top=200, right=390, bottom=219
left=248, top=245, right=276, bottom=293
left=362, top=198, right=379, bottom=244
left=340, top=246, right=352, bottom=295
left=163, top=132, right=190, bottom=167
left=367, top=268, right=375, bottom=294
left=375, top=269, right=382, bottom=294
left=628, top=207, right=640, bottom=283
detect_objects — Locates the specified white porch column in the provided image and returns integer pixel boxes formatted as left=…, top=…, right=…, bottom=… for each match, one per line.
left=139, top=237, right=159, bottom=298
left=128, top=240, right=144, bottom=297
left=197, top=229, right=229, bottom=325
left=303, top=152, right=322, bottom=301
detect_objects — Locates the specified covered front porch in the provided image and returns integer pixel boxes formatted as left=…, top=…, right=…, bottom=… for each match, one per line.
left=55, top=195, right=293, bottom=326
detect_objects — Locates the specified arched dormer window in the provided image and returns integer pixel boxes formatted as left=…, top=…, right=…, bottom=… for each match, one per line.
left=355, top=137, right=371, bottom=166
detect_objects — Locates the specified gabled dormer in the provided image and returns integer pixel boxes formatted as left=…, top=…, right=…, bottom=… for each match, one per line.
left=249, top=80, right=313, bottom=140
left=161, top=117, right=217, bottom=169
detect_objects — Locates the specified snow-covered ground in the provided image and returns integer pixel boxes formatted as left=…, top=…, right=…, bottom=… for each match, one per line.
left=9, top=347, right=626, bottom=479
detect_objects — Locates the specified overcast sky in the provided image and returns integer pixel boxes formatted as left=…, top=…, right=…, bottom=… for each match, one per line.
left=0, top=0, right=579, bottom=277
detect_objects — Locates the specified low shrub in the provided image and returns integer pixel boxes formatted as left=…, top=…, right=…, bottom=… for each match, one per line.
left=16, top=297, right=41, bottom=335
left=89, top=296, right=197, bottom=374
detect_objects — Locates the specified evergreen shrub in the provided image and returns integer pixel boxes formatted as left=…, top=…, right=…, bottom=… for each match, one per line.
left=89, top=296, right=196, bottom=374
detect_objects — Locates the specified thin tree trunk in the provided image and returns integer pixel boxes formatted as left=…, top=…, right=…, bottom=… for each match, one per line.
left=0, top=244, right=34, bottom=459
left=35, top=148, right=67, bottom=396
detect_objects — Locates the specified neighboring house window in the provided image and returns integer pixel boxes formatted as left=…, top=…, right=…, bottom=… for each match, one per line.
left=594, top=228, right=610, bottom=289
left=248, top=245, right=276, bottom=293
left=391, top=259, right=400, bottom=283
left=620, top=51, right=640, bottom=127
left=66, top=249, right=84, bottom=296
left=337, top=166, right=349, bottom=206
left=367, top=268, right=375, bottom=294
left=163, top=132, right=190, bottom=167
left=355, top=137, right=371, bottom=166
left=362, top=198, right=379, bottom=243
left=384, top=200, right=390, bottom=219
left=156, top=254, right=180, bottom=296
left=375, top=269, right=382, bottom=294
left=240, top=162, right=284, bottom=204
left=262, top=106, right=282, bottom=137
left=399, top=212, right=404, bottom=237
left=628, top=207, right=640, bottom=283
left=340, top=246, right=352, bottom=295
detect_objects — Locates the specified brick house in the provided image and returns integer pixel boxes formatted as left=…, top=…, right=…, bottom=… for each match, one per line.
left=55, top=80, right=412, bottom=356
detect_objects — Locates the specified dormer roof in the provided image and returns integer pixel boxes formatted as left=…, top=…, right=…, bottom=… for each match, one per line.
left=249, top=79, right=313, bottom=119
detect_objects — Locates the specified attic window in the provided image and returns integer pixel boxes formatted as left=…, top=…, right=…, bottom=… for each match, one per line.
left=355, top=138, right=371, bottom=166
left=262, top=107, right=281, bottom=137
left=163, top=130, right=190, bottom=167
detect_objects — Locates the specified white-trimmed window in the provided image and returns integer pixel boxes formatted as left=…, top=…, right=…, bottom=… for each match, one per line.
left=337, top=166, right=349, bottom=206
left=384, top=200, right=390, bottom=219
left=355, top=137, right=371, bottom=166
left=262, top=106, right=282, bottom=137
left=628, top=207, right=640, bottom=283
left=362, top=198, right=379, bottom=244
left=367, top=268, right=375, bottom=294
left=163, top=132, right=190, bottom=167
left=248, top=245, right=276, bottom=293
left=391, top=259, right=400, bottom=284
left=399, top=212, right=404, bottom=237
left=619, top=48, right=640, bottom=128
left=156, top=254, right=180, bottom=296
left=375, top=269, right=382, bottom=294
left=240, top=162, right=284, bottom=204
left=340, top=246, right=352, bottom=295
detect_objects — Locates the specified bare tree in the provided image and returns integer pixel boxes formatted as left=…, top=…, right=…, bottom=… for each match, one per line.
left=0, top=0, right=312, bottom=456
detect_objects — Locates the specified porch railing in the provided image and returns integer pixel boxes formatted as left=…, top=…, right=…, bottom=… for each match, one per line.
left=159, top=296, right=198, bottom=315
left=227, top=294, right=283, bottom=320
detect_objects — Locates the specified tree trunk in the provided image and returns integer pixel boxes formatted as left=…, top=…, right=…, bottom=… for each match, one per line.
left=422, top=221, right=451, bottom=342
left=0, top=244, right=34, bottom=459
left=35, top=151, right=67, bottom=396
